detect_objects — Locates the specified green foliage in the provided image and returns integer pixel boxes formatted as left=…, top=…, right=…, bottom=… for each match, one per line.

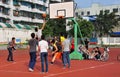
left=68, top=19, right=94, bottom=38
left=43, top=18, right=66, bottom=36
left=94, top=11, right=119, bottom=37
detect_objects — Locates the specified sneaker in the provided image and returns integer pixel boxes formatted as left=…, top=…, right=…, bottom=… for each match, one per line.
left=50, top=62, right=54, bottom=64
left=7, top=59, right=10, bottom=61
left=29, top=68, right=34, bottom=72
left=46, top=72, right=48, bottom=73
left=68, top=66, right=71, bottom=69
left=10, top=60, right=14, bottom=62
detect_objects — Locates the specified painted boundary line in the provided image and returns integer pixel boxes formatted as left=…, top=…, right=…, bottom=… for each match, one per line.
left=0, top=61, right=27, bottom=68
left=0, top=62, right=115, bottom=76
left=44, top=62, right=115, bottom=77
left=0, top=70, right=41, bottom=75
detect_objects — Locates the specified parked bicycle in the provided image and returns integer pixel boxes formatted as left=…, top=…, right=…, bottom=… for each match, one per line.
left=100, top=46, right=110, bottom=61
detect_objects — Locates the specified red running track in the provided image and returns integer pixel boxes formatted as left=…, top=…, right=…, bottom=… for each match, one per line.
left=0, top=48, right=120, bottom=77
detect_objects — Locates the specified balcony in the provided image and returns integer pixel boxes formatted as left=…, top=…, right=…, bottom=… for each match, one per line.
left=12, top=5, right=20, bottom=11
left=13, top=16, right=21, bottom=21
left=0, top=1, right=10, bottom=8
left=1, top=0, right=9, bottom=4
left=20, top=17, right=32, bottom=22
left=32, top=8, right=45, bottom=14
left=44, top=1, right=49, bottom=7
left=32, top=19, right=43, bottom=23
left=0, top=13, right=7, bottom=18
left=45, top=3, right=48, bottom=7
left=33, top=0, right=44, bottom=5
left=19, top=5, right=32, bottom=12
left=13, top=16, right=32, bottom=22
left=22, top=0, right=33, bottom=3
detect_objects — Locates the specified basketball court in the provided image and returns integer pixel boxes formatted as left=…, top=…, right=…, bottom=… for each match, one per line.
left=0, top=48, right=120, bottom=77
left=0, top=1, right=120, bottom=77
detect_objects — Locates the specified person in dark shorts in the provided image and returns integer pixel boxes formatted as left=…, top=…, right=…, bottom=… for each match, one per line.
left=84, top=39, right=89, bottom=50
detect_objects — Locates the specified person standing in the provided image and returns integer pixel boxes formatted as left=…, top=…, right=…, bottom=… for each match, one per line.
left=28, top=33, right=38, bottom=72
left=38, top=35, right=49, bottom=73
left=84, top=39, right=89, bottom=50
left=62, top=34, right=71, bottom=68
left=7, top=37, right=16, bottom=61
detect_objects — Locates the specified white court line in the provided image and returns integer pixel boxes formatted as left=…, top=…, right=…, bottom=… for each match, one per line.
left=0, top=61, right=27, bottom=68
left=0, top=62, right=115, bottom=76
left=44, top=62, right=115, bottom=77
left=0, top=58, right=41, bottom=68
left=0, top=70, right=41, bottom=75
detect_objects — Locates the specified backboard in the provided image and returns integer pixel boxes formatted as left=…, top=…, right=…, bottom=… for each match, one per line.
left=49, top=1, right=75, bottom=19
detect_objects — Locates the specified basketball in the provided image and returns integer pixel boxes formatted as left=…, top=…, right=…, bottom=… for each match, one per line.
left=42, top=13, right=47, bottom=18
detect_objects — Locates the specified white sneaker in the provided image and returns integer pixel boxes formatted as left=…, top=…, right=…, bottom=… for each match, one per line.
left=29, top=68, right=34, bottom=72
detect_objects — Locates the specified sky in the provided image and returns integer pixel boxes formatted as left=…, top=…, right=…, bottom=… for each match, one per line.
left=74, top=0, right=120, bottom=8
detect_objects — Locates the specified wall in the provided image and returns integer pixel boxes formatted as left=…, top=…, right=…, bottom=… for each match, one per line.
left=0, top=28, right=34, bottom=44
left=97, top=37, right=120, bottom=45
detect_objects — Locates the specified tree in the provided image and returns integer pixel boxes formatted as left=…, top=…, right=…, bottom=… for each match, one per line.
left=94, top=11, right=119, bottom=37
left=43, top=18, right=66, bottom=37
left=68, top=19, right=94, bottom=38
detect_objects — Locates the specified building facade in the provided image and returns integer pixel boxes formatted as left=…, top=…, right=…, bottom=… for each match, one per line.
left=76, top=3, right=120, bottom=32
left=76, top=3, right=120, bottom=17
left=0, top=0, right=49, bottom=27
left=50, top=0, right=61, bottom=3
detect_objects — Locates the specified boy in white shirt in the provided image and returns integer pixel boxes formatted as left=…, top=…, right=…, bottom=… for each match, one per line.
left=38, top=35, right=49, bottom=73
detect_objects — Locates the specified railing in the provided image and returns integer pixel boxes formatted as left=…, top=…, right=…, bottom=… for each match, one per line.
left=98, top=37, right=120, bottom=45
left=32, top=8, right=45, bottom=13
left=32, top=19, right=43, bottom=23
left=20, top=6, right=32, bottom=12
left=0, top=13, right=7, bottom=18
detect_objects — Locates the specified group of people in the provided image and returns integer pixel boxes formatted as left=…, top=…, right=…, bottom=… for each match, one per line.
left=6, top=19, right=109, bottom=74
left=27, top=34, right=71, bottom=73
left=7, top=19, right=71, bottom=73
left=79, top=45, right=101, bottom=60
left=27, top=19, right=71, bottom=73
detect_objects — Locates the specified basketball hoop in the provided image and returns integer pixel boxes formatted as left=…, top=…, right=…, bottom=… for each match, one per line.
left=49, top=2, right=74, bottom=19
left=56, top=16, right=64, bottom=19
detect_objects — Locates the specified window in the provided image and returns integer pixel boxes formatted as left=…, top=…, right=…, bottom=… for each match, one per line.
left=13, top=0, right=19, bottom=6
left=87, top=11, right=90, bottom=15
left=113, top=8, right=118, bottom=13
left=0, top=7, right=3, bottom=13
left=3, top=8, right=9, bottom=15
left=75, top=12, right=78, bottom=17
left=100, top=10, right=103, bottom=14
left=81, top=12, right=84, bottom=15
left=2, top=0, right=9, bottom=4
left=43, top=6, right=46, bottom=11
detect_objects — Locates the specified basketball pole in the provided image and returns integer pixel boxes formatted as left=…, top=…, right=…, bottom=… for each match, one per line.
left=69, top=18, right=83, bottom=60
left=71, top=18, right=78, bottom=52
